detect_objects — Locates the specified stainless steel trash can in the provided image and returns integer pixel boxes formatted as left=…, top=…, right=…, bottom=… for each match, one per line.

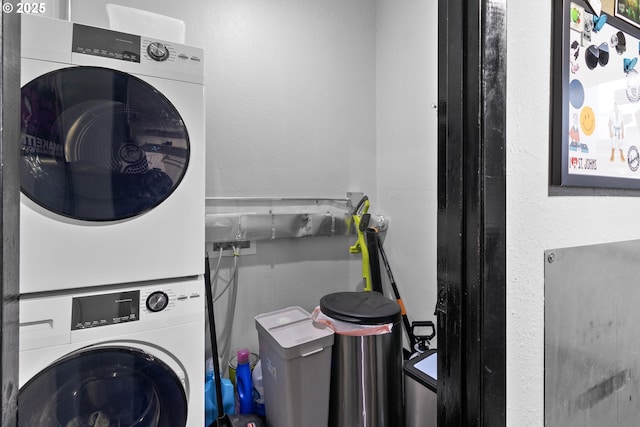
left=404, top=349, right=437, bottom=427
left=320, top=291, right=404, bottom=427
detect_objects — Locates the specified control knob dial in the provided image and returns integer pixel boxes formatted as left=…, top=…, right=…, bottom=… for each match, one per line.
left=147, top=42, right=170, bottom=61
left=146, top=291, right=169, bottom=312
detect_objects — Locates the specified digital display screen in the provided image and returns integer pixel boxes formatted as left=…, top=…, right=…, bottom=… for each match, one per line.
left=71, top=290, right=140, bottom=330
left=72, top=23, right=141, bottom=62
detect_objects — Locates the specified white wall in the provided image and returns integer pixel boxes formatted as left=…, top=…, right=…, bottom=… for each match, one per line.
left=375, top=0, right=438, bottom=345
left=507, top=1, right=640, bottom=425
left=204, top=0, right=380, bottom=358
left=205, top=0, right=377, bottom=198
left=36, top=0, right=68, bottom=19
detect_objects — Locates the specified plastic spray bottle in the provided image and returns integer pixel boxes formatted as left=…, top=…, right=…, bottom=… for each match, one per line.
left=252, top=359, right=266, bottom=416
left=235, top=348, right=254, bottom=414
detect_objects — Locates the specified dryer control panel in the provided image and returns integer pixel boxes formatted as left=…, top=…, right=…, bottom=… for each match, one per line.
left=68, top=21, right=204, bottom=84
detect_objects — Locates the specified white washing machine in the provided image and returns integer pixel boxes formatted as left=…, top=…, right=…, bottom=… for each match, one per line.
left=18, top=276, right=204, bottom=427
left=19, top=14, right=205, bottom=294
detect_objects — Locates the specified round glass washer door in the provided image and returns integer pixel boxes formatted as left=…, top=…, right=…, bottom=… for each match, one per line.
left=20, top=66, right=190, bottom=221
left=18, top=347, right=188, bottom=427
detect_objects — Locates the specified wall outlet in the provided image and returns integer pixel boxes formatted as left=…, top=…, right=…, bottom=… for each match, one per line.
left=206, top=240, right=256, bottom=257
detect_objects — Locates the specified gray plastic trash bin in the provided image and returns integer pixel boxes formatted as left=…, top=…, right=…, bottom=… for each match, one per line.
left=255, top=306, right=334, bottom=427
left=320, top=291, right=404, bottom=427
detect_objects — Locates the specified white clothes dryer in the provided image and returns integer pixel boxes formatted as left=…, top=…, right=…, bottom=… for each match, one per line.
left=19, top=14, right=205, bottom=294
left=18, top=276, right=204, bottom=427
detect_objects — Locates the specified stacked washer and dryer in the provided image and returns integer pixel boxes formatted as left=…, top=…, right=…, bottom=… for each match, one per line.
left=18, top=13, right=205, bottom=427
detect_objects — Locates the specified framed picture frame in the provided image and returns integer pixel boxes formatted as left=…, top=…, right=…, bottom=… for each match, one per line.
left=551, top=0, right=640, bottom=189
left=615, top=0, right=640, bottom=29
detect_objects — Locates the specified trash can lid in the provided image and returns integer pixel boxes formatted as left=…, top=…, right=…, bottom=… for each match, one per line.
left=319, top=292, right=401, bottom=325
left=404, top=349, right=437, bottom=391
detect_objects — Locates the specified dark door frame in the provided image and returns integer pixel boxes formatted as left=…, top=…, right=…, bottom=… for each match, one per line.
left=0, top=6, right=21, bottom=427
left=436, top=0, right=507, bottom=425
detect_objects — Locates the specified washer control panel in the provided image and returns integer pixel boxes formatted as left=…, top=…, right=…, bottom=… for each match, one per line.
left=20, top=278, right=203, bottom=351
left=71, top=290, right=140, bottom=330
left=70, top=283, right=202, bottom=331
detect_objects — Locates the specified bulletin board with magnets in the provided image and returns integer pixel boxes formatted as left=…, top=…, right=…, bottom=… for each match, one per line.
left=551, top=0, right=640, bottom=189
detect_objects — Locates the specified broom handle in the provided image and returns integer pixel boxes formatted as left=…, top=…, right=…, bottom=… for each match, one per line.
left=376, top=235, right=417, bottom=351
left=204, top=255, right=229, bottom=426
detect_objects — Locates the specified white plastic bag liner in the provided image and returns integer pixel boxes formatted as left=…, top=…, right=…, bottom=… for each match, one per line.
left=312, top=306, right=394, bottom=336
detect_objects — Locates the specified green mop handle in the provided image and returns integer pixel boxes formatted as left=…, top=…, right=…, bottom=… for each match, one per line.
left=349, top=196, right=372, bottom=291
